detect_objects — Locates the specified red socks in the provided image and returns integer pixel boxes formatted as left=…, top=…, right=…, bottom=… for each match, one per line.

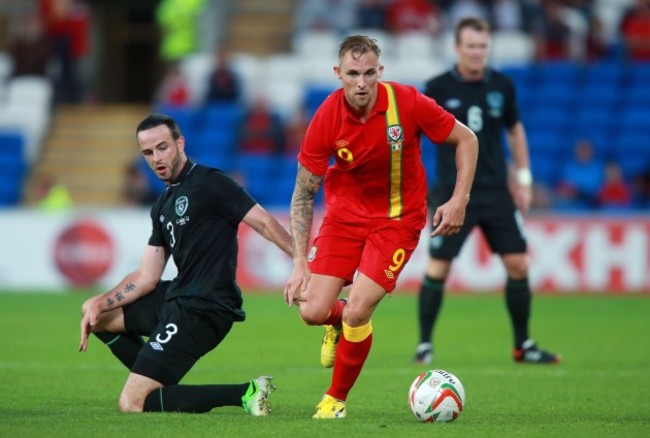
left=323, top=299, right=345, bottom=327
left=327, top=322, right=372, bottom=401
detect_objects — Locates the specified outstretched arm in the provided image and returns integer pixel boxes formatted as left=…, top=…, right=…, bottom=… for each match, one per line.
left=284, top=163, right=322, bottom=306
left=79, top=245, right=168, bottom=352
left=242, top=204, right=293, bottom=257
left=431, top=120, right=478, bottom=237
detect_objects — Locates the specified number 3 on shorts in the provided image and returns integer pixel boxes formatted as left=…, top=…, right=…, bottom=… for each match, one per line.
left=155, top=323, right=179, bottom=344
left=388, top=248, right=406, bottom=272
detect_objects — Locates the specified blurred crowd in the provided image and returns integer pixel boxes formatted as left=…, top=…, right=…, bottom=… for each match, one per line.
left=293, top=0, right=650, bottom=62
left=8, top=0, right=90, bottom=104
left=2, top=0, right=649, bottom=211
left=145, top=0, right=650, bottom=211
left=532, top=138, right=650, bottom=211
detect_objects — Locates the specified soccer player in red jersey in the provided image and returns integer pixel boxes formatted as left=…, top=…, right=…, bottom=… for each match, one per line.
left=284, top=35, right=478, bottom=419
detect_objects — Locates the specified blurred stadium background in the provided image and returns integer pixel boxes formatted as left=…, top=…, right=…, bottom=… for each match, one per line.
left=0, top=0, right=648, bottom=293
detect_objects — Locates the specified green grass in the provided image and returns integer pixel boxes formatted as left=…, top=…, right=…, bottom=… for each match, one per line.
left=0, top=291, right=648, bottom=437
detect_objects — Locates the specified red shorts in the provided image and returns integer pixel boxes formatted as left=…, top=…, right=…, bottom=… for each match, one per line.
left=308, top=218, right=423, bottom=292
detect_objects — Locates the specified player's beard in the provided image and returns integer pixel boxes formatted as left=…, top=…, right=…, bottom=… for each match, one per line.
left=156, top=151, right=183, bottom=183
left=167, top=153, right=183, bottom=182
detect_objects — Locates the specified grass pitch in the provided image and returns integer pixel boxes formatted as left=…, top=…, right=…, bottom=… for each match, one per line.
left=0, top=290, right=648, bottom=437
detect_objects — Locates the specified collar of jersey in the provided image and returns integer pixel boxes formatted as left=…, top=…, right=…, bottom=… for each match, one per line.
left=169, top=160, right=196, bottom=187
left=451, top=65, right=492, bottom=83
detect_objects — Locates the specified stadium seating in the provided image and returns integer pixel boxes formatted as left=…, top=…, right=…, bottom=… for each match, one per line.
left=420, top=137, right=438, bottom=186
left=0, top=51, right=13, bottom=83
left=189, top=128, right=238, bottom=172
left=501, top=65, right=532, bottom=89
left=531, top=60, right=581, bottom=85
left=154, top=105, right=200, bottom=139
left=384, top=57, right=445, bottom=88
left=178, top=52, right=214, bottom=106
left=235, top=154, right=284, bottom=206
left=394, top=32, right=437, bottom=61
left=200, top=102, right=246, bottom=131
left=0, top=131, right=26, bottom=206
left=304, top=85, right=335, bottom=118
left=531, top=156, right=562, bottom=186
left=527, top=131, right=565, bottom=160
left=292, top=30, right=340, bottom=60
left=490, top=31, right=536, bottom=67
left=5, top=76, right=53, bottom=109
left=2, top=29, right=648, bottom=211
left=264, top=79, right=305, bottom=121
left=611, top=132, right=650, bottom=178
left=145, top=59, right=649, bottom=212
left=535, top=82, right=579, bottom=108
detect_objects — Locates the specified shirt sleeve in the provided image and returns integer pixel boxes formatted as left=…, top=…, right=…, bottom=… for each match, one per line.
left=206, top=169, right=257, bottom=225
left=147, top=202, right=165, bottom=247
left=414, top=90, right=456, bottom=144
left=503, top=77, right=520, bottom=129
left=297, top=105, right=333, bottom=176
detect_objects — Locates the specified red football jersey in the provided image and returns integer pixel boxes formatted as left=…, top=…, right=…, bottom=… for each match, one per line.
left=298, top=81, right=455, bottom=227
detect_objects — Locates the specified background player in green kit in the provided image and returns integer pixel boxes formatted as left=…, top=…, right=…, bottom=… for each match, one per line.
left=414, top=18, right=560, bottom=365
left=79, top=114, right=294, bottom=414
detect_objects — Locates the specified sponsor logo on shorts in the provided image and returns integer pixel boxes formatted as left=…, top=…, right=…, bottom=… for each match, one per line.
left=150, top=342, right=164, bottom=351
left=384, top=269, right=394, bottom=279
left=431, top=235, right=443, bottom=249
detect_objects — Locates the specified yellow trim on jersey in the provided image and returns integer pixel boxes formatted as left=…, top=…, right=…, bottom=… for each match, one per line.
left=383, top=82, right=403, bottom=220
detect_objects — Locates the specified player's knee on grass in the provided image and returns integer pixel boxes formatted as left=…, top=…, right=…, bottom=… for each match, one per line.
left=119, top=374, right=162, bottom=413
left=118, top=390, right=144, bottom=413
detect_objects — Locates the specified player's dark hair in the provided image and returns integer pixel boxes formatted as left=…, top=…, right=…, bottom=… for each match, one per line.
left=455, top=17, right=491, bottom=43
left=136, top=113, right=183, bottom=140
left=338, top=35, right=381, bottom=63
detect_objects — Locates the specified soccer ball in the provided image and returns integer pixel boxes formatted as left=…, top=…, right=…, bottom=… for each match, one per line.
left=408, top=369, right=466, bottom=423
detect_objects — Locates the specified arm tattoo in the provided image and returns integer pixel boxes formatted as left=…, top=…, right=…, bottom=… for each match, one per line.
left=106, top=282, right=137, bottom=308
left=290, top=164, right=322, bottom=257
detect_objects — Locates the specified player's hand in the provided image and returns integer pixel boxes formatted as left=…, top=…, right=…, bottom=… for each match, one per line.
left=284, top=257, right=310, bottom=307
left=513, top=184, right=532, bottom=214
left=431, top=197, right=467, bottom=237
left=79, top=298, right=100, bottom=352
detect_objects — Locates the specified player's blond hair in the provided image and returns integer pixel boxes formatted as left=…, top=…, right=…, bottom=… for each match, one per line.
left=338, top=35, right=381, bottom=63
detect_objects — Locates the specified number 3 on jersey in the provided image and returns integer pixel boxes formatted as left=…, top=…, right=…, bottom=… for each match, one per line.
left=166, top=221, right=176, bottom=247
